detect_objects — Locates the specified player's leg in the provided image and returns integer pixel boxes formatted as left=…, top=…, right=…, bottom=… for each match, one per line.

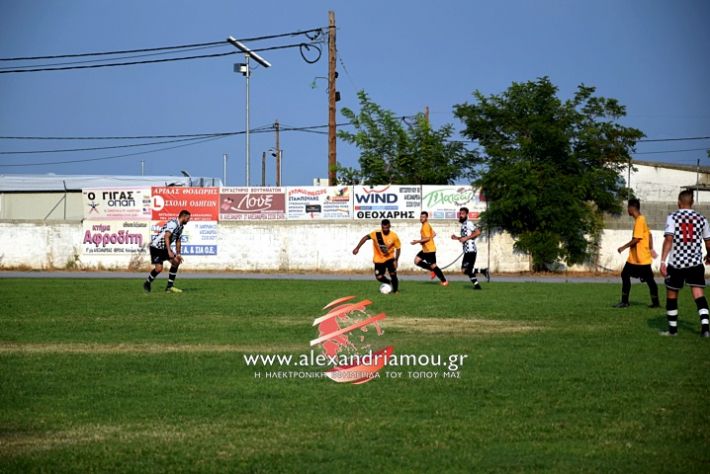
left=428, top=253, right=446, bottom=284
left=643, top=265, right=660, bottom=308
left=165, top=257, right=182, bottom=292
left=414, top=251, right=430, bottom=271
left=374, top=263, right=391, bottom=285
left=144, top=248, right=165, bottom=293
left=387, top=259, right=399, bottom=293
left=614, top=263, right=632, bottom=308
left=688, top=265, right=709, bottom=337
left=463, top=253, right=481, bottom=289
left=661, top=266, right=683, bottom=336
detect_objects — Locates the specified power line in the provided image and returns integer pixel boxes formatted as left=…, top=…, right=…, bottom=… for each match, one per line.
left=0, top=44, right=229, bottom=71
left=637, top=136, right=710, bottom=143
left=632, top=147, right=709, bottom=155
left=0, top=136, right=229, bottom=167
left=0, top=134, right=235, bottom=155
left=0, top=27, right=326, bottom=62
left=0, top=42, right=320, bottom=74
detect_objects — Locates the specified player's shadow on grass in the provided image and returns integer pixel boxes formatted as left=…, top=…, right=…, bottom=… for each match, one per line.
left=646, top=315, right=696, bottom=333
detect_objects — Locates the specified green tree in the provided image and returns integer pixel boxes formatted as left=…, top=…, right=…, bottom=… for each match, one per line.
left=454, top=77, right=643, bottom=271
left=337, top=90, right=477, bottom=185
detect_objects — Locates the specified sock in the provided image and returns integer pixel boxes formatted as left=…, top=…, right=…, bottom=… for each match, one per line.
left=146, top=269, right=159, bottom=284
left=621, top=293, right=630, bottom=305
left=415, top=261, right=430, bottom=271
left=469, top=275, right=480, bottom=287
left=666, top=298, right=678, bottom=334
left=166, top=265, right=179, bottom=289
left=377, top=276, right=391, bottom=285
left=694, top=296, right=709, bottom=333
left=433, top=266, right=446, bottom=282
left=391, top=273, right=399, bottom=292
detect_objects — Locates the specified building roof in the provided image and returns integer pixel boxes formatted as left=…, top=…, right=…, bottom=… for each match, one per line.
left=633, top=159, right=710, bottom=174
left=0, top=174, right=223, bottom=192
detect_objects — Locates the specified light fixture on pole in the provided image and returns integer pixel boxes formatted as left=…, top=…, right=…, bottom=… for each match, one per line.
left=227, top=36, right=271, bottom=187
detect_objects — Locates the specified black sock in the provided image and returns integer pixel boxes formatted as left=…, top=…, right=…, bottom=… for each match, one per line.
left=391, top=273, right=399, bottom=292
left=415, top=261, right=430, bottom=271
left=166, top=265, right=179, bottom=289
left=666, top=298, right=678, bottom=334
left=146, top=269, right=159, bottom=283
left=433, top=266, right=446, bottom=282
left=469, top=276, right=479, bottom=287
left=621, top=293, right=630, bottom=304
left=377, top=276, right=391, bottom=285
left=694, top=296, right=709, bottom=333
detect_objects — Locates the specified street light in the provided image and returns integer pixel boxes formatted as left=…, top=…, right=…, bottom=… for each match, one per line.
left=227, top=36, right=271, bottom=186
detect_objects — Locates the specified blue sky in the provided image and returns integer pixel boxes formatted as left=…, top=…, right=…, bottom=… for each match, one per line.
left=1, top=0, right=708, bottom=185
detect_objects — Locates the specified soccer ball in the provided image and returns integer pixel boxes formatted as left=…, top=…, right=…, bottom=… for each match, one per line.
left=379, top=283, right=393, bottom=294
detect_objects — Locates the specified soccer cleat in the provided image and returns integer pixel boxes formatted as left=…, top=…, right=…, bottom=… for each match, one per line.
left=701, top=331, right=710, bottom=338
left=165, top=287, right=183, bottom=293
left=659, top=331, right=677, bottom=337
left=648, top=303, right=661, bottom=308
left=612, top=302, right=629, bottom=308
left=440, top=281, right=449, bottom=287
left=429, top=272, right=436, bottom=280
left=473, top=285, right=482, bottom=290
left=143, top=281, right=151, bottom=293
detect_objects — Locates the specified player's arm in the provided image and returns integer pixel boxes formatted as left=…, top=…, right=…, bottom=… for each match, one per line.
left=617, top=237, right=641, bottom=254
left=352, top=235, right=371, bottom=255
left=459, top=228, right=481, bottom=243
left=394, top=247, right=401, bottom=269
left=660, top=235, right=673, bottom=276
left=175, top=238, right=183, bottom=264
left=164, top=231, right=174, bottom=258
left=649, top=233, right=658, bottom=258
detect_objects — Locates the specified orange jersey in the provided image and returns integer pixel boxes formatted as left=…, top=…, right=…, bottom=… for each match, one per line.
left=420, top=222, right=436, bottom=253
left=628, top=214, right=652, bottom=265
left=369, top=230, right=401, bottom=263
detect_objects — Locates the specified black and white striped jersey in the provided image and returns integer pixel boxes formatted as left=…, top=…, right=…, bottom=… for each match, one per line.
left=150, top=218, right=184, bottom=249
left=664, top=209, right=710, bottom=268
left=460, top=220, right=478, bottom=254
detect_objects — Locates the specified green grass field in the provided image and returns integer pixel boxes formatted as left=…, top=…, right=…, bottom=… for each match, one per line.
left=1, top=277, right=708, bottom=473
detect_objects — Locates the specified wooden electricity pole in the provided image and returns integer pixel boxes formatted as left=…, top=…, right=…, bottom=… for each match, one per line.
left=275, top=120, right=281, bottom=186
left=328, top=10, right=337, bottom=185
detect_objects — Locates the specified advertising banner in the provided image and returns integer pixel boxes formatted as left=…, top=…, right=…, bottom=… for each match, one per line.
left=286, top=186, right=352, bottom=220
left=219, top=187, right=286, bottom=221
left=82, top=188, right=151, bottom=220
left=150, top=187, right=219, bottom=222
left=353, top=185, right=421, bottom=219
left=420, top=185, right=486, bottom=220
left=149, top=220, right=218, bottom=256
left=81, top=220, right=150, bottom=255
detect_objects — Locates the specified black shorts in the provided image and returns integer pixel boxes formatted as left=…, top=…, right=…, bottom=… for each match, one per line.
left=462, top=252, right=477, bottom=274
left=665, top=264, right=706, bottom=290
left=622, top=262, right=654, bottom=281
left=416, top=251, right=437, bottom=265
left=374, top=259, right=397, bottom=277
left=149, top=246, right=170, bottom=264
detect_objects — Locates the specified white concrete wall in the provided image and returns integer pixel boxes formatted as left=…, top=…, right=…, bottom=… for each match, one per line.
left=628, top=164, right=710, bottom=203
left=0, top=220, right=681, bottom=274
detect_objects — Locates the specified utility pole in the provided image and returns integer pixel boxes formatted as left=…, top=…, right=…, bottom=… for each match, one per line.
left=140, top=160, right=144, bottom=176
left=328, top=10, right=337, bottom=185
left=261, top=152, right=267, bottom=186
left=275, top=120, right=281, bottom=186
left=424, top=105, right=430, bottom=126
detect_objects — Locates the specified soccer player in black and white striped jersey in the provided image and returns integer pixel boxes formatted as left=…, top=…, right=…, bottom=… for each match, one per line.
left=660, top=191, right=710, bottom=337
left=143, top=210, right=191, bottom=293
